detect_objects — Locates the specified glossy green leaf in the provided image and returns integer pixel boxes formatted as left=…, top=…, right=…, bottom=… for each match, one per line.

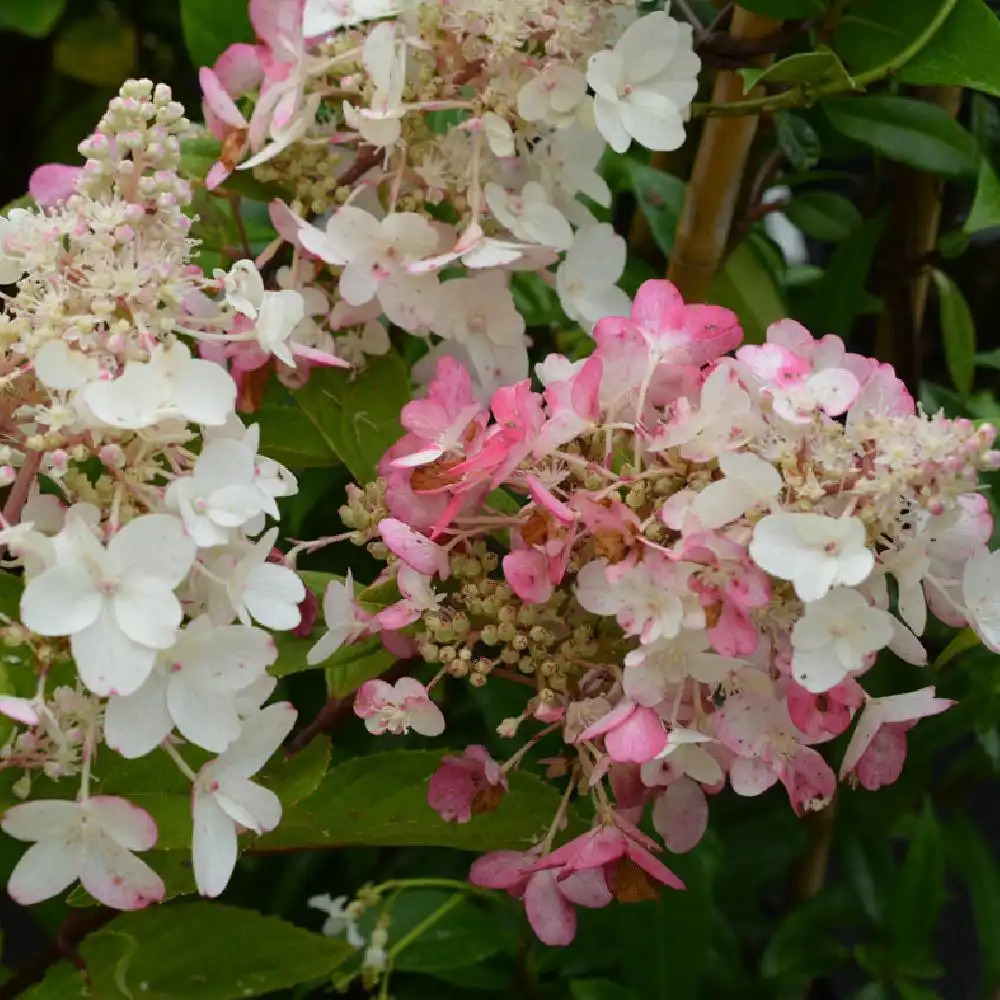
left=19, top=962, right=86, bottom=999
left=740, top=48, right=855, bottom=94
left=627, top=162, right=686, bottom=257
left=801, top=210, right=886, bottom=336
left=965, top=158, right=1000, bottom=234
left=0, top=0, right=66, bottom=36
left=78, top=903, right=353, bottom=1000
left=784, top=191, right=863, bottom=242
left=885, top=801, right=945, bottom=969
left=731, top=0, right=826, bottom=16
left=824, top=96, right=980, bottom=178
left=932, top=269, right=976, bottom=397
left=708, top=238, right=787, bottom=345
left=261, top=736, right=331, bottom=808
left=180, top=0, right=256, bottom=69
left=293, top=352, right=410, bottom=483
left=836, top=0, right=1000, bottom=98
left=762, top=887, right=855, bottom=983
left=945, top=815, right=1000, bottom=989
left=775, top=112, right=822, bottom=172
left=387, top=890, right=514, bottom=973
left=570, top=980, right=642, bottom=1000
left=255, top=749, right=581, bottom=851
left=53, top=14, right=136, bottom=86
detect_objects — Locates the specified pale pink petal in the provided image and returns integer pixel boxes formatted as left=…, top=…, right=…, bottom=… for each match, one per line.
left=503, top=549, right=553, bottom=604
left=623, top=842, right=685, bottom=890
left=729, top=757, right=778, bottom=797
left=651, top=778, right=708, bottom=853
left=524, top=870, right=577, bottom=946
left=604, top=706, right=667, bottom=764
left=379, top=519, right=450, bottom=579
left=557, top=867, right=613, bottom=908
left=28, top=164, right=83, bottom=208
left=855, top=724, right=908, bottom=791
left=469, top=851, right=534, bottom=892
left=80, top=836, right=164, bottom=910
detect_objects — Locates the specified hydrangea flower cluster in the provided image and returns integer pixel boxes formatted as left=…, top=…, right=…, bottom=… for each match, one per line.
left=314, top=278, right=1000, bottom=945
left=0, top=80, right=312, bottom=909
left=197, top=0, right=699, bottom=395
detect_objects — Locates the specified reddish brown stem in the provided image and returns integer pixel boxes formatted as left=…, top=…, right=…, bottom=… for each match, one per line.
left=2, top=450, right=41, bottom=526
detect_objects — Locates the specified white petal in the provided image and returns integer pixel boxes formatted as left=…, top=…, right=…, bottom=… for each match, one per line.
left=168, top=679, right=242, bottom=753
left=86, top=796, right=159, bottom=851
left=192, top=792, right=237, bottom=898
left=2, top=800, right=81, bottom=841
left=20, top=566, right=102, bottom=637
left=113, top=578, right=182, bottom=650
left=214, top=701, right=296, bottom=780
left=109, top=514, right=196, bottom=587
left=217, top=779, right=282, bottom=833
left=8, top=839, right=81, bottom=904
left=72, top=607, right=158, bottom=697
left=243, top=563, right=305, bottom=630
left=170, top=357, right=239, bottom=427
left=104, top=673, right=172, bottom=759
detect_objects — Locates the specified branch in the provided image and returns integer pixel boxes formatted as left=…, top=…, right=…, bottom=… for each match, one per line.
left=668, top=8, right=783, bottom=301
left=2, top=450, right=41, bottom=526
left=874, top=85, right=964, bottom=393
left=0, top=906, right=114, bottom=1000
left=691, top=0, right=961, bottom=119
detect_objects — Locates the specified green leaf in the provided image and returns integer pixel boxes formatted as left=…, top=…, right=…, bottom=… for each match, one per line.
left=53, top=14, right=136, bottom=86
left=740, top=48, right=855, bottom=94
left=0, top=0, right=66, bottom=36
left=774, top=112, right=822, bottom=172
left=801, top=210, right=887, bottom=336
left=762, top=887, right=854, bottom=983
left=254, top=380, right=340, bottom=469
left=610, top=844, right=716, bottom=999
left=327, top=642, right=398, bottom=696
left=836, top=0, right=1000, bottom=99
left=293, top=352, right=410, bottom=483
left=944, top=815, right=1000, bottom=989
left=784, top=191, right=863, bottom=242
left=824, top=96, right=980, bottom=178
left=79, top=903, right=353, bottom=1000
left=626, top=162, right=686, bottom=257
left=707, top=238, right=787, bottom=345
left=261, top=736, right=331, bottom=808
left=932, top=269, right=976, bottom=397
left=965, top=158, right=1000, bottom=234
left=570, top=980, right=642, bottom=1000
left=180, top=0, right=256, bottom=69
left=730, top=0, right=826, bottom=16
left=255, top=749, right=581, bottom=851
left=510, top=272, right=564, bottom=327
left=885, top=801, right=945, bottom=970
left=387, top=890, right=514, bottom=973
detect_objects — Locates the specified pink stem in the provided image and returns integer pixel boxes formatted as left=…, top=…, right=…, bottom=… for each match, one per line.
left=2, top=451, right=42, bottom=526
